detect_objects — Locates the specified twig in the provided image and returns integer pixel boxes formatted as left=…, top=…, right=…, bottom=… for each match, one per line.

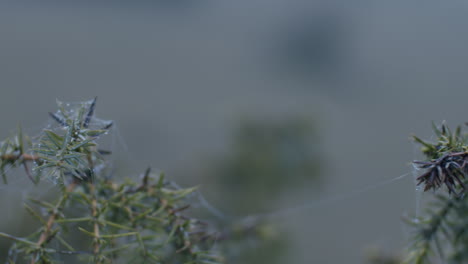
left=1, top=153, right=39, bottom=162
left=30, top=182, right=77, bottom=264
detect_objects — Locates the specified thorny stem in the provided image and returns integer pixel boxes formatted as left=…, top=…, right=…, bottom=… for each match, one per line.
left=411, top=196, right=459, bottom=264
left=86, top=152, right=103, bottom=263
left=90, top=183, right=102, bottom=262
left=31, top=182, right=77, bottom=264
left=1, top=154, right=40, bottom=183
left=23, top=160, right=36, bottom=184
left=1, top=153, right=39, bottom=162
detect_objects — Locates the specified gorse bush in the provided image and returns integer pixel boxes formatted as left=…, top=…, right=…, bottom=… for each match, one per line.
left=406, top=122, right=468, bottom=263
left=0, top=98, right=225, bottom=264
left=5, top=97, right=454, bottom=264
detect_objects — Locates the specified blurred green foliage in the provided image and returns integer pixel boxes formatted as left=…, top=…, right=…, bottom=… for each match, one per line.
left=208, top=117, right=321, bottom=264
left=213, top=117, right=321, bottom=214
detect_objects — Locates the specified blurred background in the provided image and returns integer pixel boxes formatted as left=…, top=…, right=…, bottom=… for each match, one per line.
left=1, top=0, right=468, bottom=263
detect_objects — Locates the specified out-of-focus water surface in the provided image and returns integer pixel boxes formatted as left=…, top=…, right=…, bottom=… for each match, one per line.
left=1, top=1, right=468, bottom=263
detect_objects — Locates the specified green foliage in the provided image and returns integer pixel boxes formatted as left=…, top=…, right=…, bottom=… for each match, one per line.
left=406, top=122, right=468, bottom=264
left=32, top=98, right=111, bottom=186
left=0, top=99, right=224, bottom=264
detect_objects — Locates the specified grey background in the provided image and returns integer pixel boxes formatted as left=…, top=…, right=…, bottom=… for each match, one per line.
left=1, top=0, right=468, bottom=263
